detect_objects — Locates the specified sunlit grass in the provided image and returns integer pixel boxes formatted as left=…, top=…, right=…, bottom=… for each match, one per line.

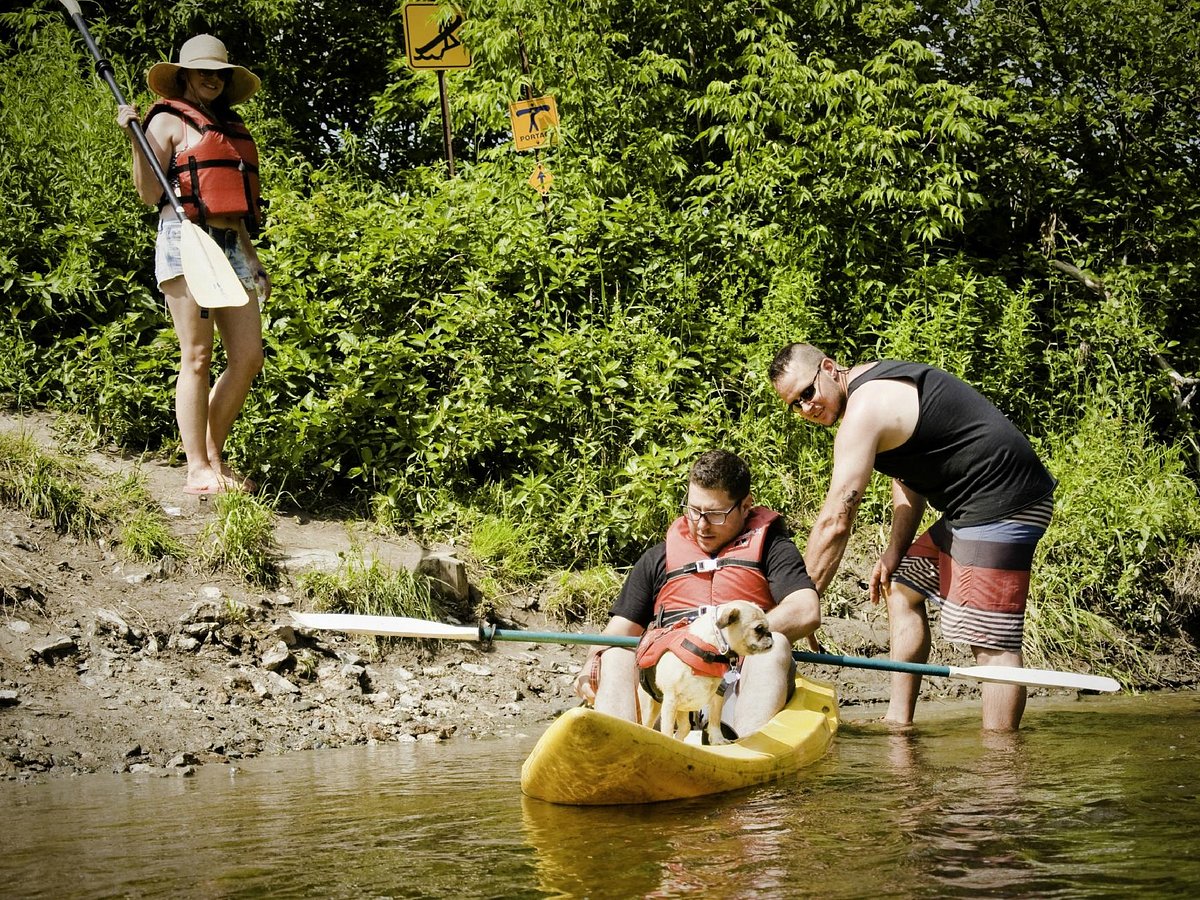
left=0, top=431, right=105, bottom=537
left=542, top=565, right=622, bottom=625
left=301, top=550, right=442, bottom=621
left=120, top=507, right=187, bottom=562
left=199, top=490, right=279, bottom=586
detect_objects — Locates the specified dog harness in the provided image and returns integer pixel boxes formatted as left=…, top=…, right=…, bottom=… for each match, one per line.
left=145, top=98, right=263, bottom=229
left=635, top=607, right=738, bottom=702
left=654, top=506, right=779, bottom=614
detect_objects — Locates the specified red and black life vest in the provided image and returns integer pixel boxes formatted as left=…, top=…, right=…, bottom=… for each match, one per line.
left=145, top=98, right=262, bottom=227
left=635, top=618, right=732, bottom=678
left=654, top=506, right=779, bottom=614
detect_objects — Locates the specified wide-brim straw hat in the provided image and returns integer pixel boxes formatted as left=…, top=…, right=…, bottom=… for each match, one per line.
left=147, top=34, right=260, bottom=105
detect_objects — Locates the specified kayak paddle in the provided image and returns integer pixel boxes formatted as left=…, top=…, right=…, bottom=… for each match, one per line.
left=59, top=1, right=248, bottom=312
left=290, top=612, right=1122, bottom=693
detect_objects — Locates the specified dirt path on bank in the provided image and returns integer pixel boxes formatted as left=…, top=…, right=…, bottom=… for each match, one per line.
left=1, top=410, right=1187, bottom=783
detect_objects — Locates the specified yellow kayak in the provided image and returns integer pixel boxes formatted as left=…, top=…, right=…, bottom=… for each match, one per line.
left=520, top=674, right=838, bottom=805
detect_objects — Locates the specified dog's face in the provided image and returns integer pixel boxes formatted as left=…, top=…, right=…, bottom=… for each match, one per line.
left=715, top=601, right=774, bottom=657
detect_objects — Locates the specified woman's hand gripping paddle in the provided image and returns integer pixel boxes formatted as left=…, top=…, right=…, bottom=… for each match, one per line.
left=59, top=1, right=247, bottom=310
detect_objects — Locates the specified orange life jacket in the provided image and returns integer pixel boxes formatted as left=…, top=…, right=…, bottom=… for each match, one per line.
left=145, top=98, right=262, bottom=228
left=654, top=506, right=779, bottom=614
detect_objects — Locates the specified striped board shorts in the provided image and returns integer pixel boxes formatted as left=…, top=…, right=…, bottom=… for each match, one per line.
left=891, top=496, right=1054, bottom=653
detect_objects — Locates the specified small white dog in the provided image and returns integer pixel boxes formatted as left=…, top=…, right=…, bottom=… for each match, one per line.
left=639, top=601, right=774, bottom=745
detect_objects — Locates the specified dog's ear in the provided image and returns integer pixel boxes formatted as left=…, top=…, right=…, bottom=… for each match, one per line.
left=716, top=604, right=741, bottom=629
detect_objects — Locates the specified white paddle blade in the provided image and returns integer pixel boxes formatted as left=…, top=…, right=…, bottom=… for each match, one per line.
left=291, top=612, right=480, bottom=641
left=179, top=220, right=249, bottom=308
left=949, top=664, right=1121, bottom=693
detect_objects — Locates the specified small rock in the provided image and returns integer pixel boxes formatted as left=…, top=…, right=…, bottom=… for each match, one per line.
left=0, top=690, right=20, bottom=707
left=265, top=671, right=300, bottom=696
left=261, top=641, right=293, bottom=672
left=94, top=608, right=137, bottom=642
left=415, top=551, right=470, bottom=604
left=460, top=663, right=492, bottom=677
left=278, top=549, right=342, bottom=573
left=31, top=635, right=77, bottom=663
left=3, top=528, right=39, bottom=552
left=337, top=650, right=366, bottom=667
left=181, top=600, right=220, bottom=625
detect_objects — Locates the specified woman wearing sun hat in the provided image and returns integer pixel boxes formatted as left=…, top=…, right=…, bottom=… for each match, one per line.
left=116, top=35, right=267, bottom=495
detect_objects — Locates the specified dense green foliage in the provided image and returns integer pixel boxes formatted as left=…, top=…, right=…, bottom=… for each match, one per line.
left=4, top=0, right=1200, bottom=675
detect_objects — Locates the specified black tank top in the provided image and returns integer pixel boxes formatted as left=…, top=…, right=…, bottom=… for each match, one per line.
left=848, top=361, right=1056, bottom=526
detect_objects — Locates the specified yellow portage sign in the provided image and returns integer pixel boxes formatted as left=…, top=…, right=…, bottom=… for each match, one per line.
left=403, top=3, right=471, bottom=70
left=508, top=95, right=559, bottom=151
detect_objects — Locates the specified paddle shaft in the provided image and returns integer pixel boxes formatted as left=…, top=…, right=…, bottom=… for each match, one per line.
left=59, top=3, right=185, bottom=221
left=486, top=628, right=971, bottom=675
left=484, top=625, right=1118, bottom=691
left=290, top=614, right=1120, bottom=692
left=59, top=2, right=226, bottom=317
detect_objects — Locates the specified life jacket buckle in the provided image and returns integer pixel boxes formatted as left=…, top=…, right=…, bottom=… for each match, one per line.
left=694, top=558, right=719, bottom=573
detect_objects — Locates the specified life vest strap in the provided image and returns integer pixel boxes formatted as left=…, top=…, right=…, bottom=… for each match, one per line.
left=664, top=556, right=763, bottom=582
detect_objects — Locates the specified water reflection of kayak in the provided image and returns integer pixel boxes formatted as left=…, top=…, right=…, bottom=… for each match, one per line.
left=521, top=674, right=839, bottom=805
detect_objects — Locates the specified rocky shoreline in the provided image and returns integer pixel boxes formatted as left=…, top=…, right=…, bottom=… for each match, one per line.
left=0, top=487, right=896, bottom=783
left=0, top=505, right=593, bottom=780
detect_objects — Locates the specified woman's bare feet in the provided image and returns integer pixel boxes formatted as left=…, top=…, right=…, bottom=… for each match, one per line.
left=183, top=467, right=225, bottom=495
left=217, top=464, right=257, bottom=492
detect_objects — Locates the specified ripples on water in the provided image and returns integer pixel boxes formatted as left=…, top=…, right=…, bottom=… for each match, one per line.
left=1, top=691, right=1197, bottom=898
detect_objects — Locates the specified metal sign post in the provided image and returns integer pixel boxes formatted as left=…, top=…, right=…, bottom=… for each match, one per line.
left=403, top=3, right=471, bottom=179
left=437, top=71, right=455, bottom=178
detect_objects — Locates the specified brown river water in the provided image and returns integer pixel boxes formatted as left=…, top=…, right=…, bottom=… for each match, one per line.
left=1, top=690, right=1197, bottom=898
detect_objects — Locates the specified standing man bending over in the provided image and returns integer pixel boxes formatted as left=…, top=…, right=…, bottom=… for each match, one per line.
left=769, top=343, right=1056, bottom=731
left=574, top=450, right=820, bottom=737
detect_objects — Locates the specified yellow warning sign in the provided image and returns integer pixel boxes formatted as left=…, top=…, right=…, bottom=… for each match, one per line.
left=403, top=3, right=471, bottom=70
left=508, top=95, right=559, bottom=151
left=528, top=163, right=553, bottom=195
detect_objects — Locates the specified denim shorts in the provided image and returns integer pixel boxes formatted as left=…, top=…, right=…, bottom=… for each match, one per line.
left=154, top=217, right=257, bottom=292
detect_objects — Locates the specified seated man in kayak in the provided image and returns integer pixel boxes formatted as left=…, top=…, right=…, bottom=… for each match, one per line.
left=573, top=449, right=821, bottom=737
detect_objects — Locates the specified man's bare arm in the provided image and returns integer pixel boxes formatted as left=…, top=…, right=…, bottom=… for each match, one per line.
left=803, top=420, right=878, bottom=593
left=767, top=587, right=820, bottom=644
left=869, top=479, right=927, bottom=603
